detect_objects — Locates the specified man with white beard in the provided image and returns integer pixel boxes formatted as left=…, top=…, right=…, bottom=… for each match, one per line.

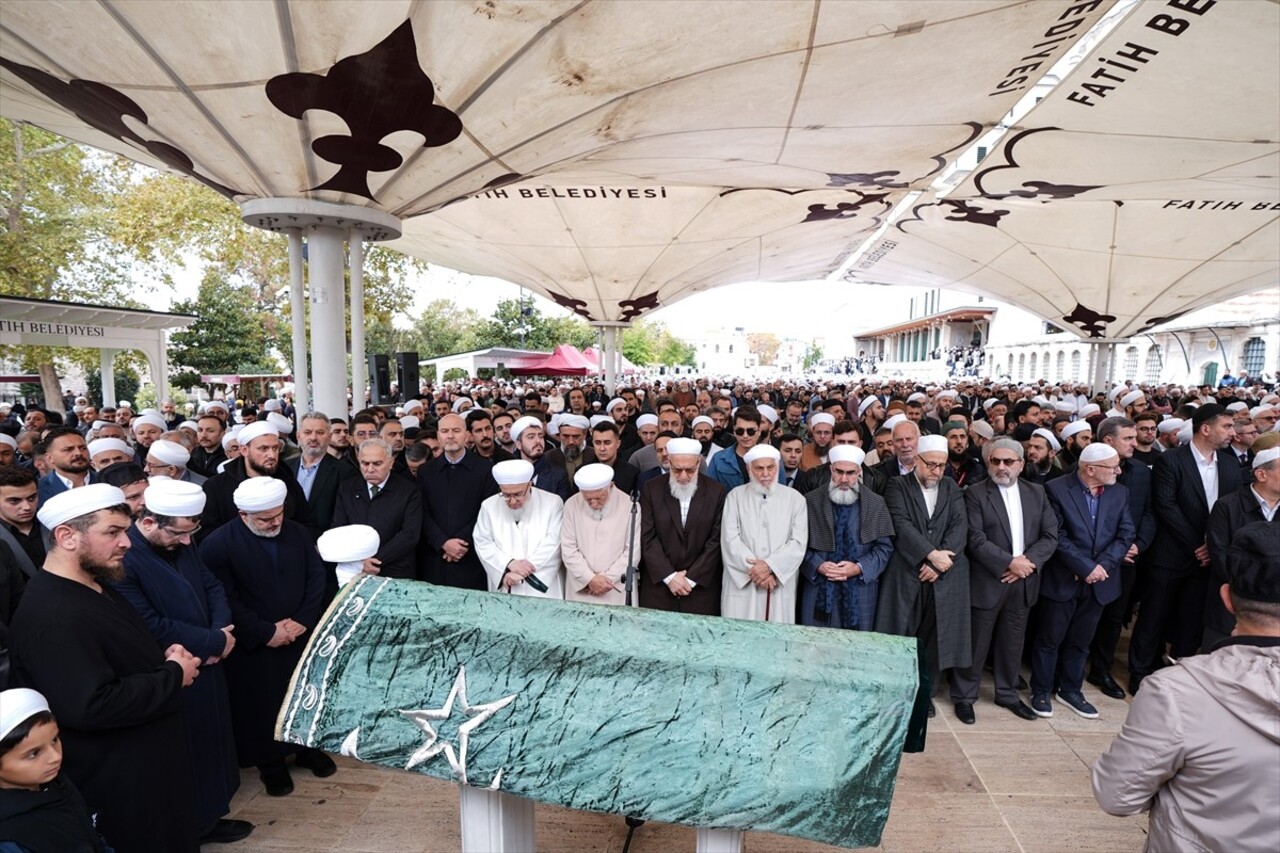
left=720, top=444, right=808, bottom=623
left=639, top=437, right=727, bottom=615
left=799, top=446, right=895, bottom=631
left=561, top=463, right=639, bottom=606
left=474, top=459, right=565, bottom=599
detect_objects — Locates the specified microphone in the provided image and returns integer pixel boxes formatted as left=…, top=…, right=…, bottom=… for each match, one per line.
left=524, top=573, right=549, bottom=593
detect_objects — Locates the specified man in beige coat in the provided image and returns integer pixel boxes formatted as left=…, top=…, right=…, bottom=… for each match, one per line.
left=561, top=463, right=640, bottom=607
left=1092, top=521, right=1280, bottom=852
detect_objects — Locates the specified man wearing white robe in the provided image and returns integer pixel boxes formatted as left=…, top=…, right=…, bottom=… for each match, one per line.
left=561, top=463, right=640, bottom=606
left=720, top=444, right=808, bottom=623
left=474, top=459, right=565, bottom=599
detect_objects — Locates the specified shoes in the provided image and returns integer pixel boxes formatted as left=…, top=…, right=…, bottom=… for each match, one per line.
left=1086, top=669, right=1126, bottom=700
left=295, top=748, right=337, bottom=778
left=201, top=819, right=254, bottom=845
left=927, top=700, right=937, bottom=719
left=996, top=700, right=1039, bottom=721
left=1056, top=690, right=1100, bottom=719
left=1030, top=692, right=1053, bottom=718
left=953, top=702, right=976, bottom=725
left=260, top=764, right=294, bottom=797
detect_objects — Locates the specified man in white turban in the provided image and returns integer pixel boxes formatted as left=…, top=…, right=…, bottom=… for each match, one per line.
left=199, top=422, right=312, bottom=540
left=719, top=444, right=808, bottom=623
left=9, top=484, right=204, bottom=852
left=115, top=479, right=249, bottom=843
left=561, top=464, right=639, bottom=606
left=474, top=460, right=565, bottom=598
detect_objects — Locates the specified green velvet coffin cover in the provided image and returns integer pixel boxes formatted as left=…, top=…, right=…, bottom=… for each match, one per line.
left=277, top=576, right=918, bottom=848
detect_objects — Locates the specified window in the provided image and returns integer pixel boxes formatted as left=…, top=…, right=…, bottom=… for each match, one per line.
left=715, top=344, right=720, bottom=354
left=1055, top=351, right=1066, bottom=383
left=1123, top=346, right=1139, bottom=382
left=1017, top=353, right=1026, bottom=381
left=1007, top=353, right=1014, bottom=377
left=1144, top=346, right=1163, bottom=384
left=728, top=344, right=734, bottom=354
left=1070, top=351, right=1082, bottom=381
left=1029, top=352, right=1038, bottom=379
left=1242, top=337, right=1266, bottom=376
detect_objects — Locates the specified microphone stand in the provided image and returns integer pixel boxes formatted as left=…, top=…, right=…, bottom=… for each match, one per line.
left=624, top=488, right=640, bottom=607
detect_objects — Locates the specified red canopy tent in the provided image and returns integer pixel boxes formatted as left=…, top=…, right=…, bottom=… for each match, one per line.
left=509, top=344, right=597, bottom=377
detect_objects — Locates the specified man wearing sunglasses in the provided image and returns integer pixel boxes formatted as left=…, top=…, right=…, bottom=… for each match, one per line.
left=706, top=405, right=782, bottom=491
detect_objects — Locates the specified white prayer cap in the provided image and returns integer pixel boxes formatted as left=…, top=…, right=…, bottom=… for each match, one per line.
left=147, top=440, right=190, bottom=467
left=1252, top=447, right=1280, bottom=469
left=809, top=412, right=836, bottom=427
left=857, top=397, right=878, bottom=417
left=37, top=483, right=128, bottom=530
left=221, top=427, right=242, bottom=450
left=719, top=388, right=732, bottom=396
left=403, top=398, right=424, bottom=413
left=1157, top=418, right=1184, bottom=434
left=982, top=398, right=998, bottom=410
left=178, top=420, right=199, bottom=432
left=1032, top=428, right=1062, bottom=453
left=118, top=400, right=133, bottom=409
left=607, top=397, right=627, bottom=413
left=917, top=435, right=948, bottom=455
left=1079, top=443, right=1118, bottom=464
left=590, top=415, right=614, bottom=428
left=1226, top=401, right=1248, bottom=413
left=743, top=444, right=781, bottom=465
left=757, top=405, right=778, bottom=424
left=666, top=438, right=702, bottom=457
left=73, top=404, right=85, bottom=414
left=560, top=414, right=591, bottom=431
left=883, top=414, right=908, bottom=432
left=143, top=407, right=163, bottom=417
left=573, top=463, right=615, bottom=491
left=318, top=524, right=380, bottom=562
left=92, top=419, right=112, bottom=431
left=130, top=414, right=167, bottom=433
left=636, top=414, right=659, bottom=428
left=691, top=416, right=714, bottom=428
left=1120, top=390, right=1145, bottom=407
left=265, top=412, right=293, bottom=435
left=262, top=399, right=282, bottom=412
left=936, top=390, right=959, bottom=400
left=0, top=434, right=17, bottom=450
left=0, top=688, right=50, bottom=741
left=87, top=437, right=133, bottom=459
left=1253, top=404, right=1276, bottom=417
left=510, top=416, right=541, bottom=441
left=144, top=479, right=206, bottom=517
left=204, top=400, right=229, bottom=412
left=233, top=477, right=287, bottom=512
left=401, top=415, right=420, bottom=430
left=492, top=459, right=535, bottom=485
left=545, top=414, right=561, bottom=437
left=237, top=421, right=279, bottom=448
left=394, top=406, right=405, bottom=417
left=828, top=445, right=866, bottom=466
left=451, top=397, right=473, bottom=412
left=1109, top=386, right=1127, bottom=401
left=1032, top=395, right=1049, bottom=406
left=1061, top=421, right=1092, bottom=440
left=970, top=421, right=995, bottom=440
left=1054, top=401, right=1075, bottom=413
left=907, top=392, right=927, bottom=403
left=1079, top=404, right=1101, bottom=418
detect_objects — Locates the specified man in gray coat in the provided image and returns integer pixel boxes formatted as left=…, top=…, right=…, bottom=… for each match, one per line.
left=1093, top=521, right=1279, bottom=852
left=874, top=434, right=971, bottom=717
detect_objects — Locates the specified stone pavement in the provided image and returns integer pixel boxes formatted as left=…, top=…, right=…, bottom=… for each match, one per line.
left=219, top=670, right=1147, bottom=852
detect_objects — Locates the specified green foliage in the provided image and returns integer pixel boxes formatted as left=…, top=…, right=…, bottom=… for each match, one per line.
left=802, top=339, right=825, bottom=371
left=621, top=319, right=697, bottom=367
left=479, top=299, right=594, bottom=350
left=168, top=270, right=279, bottom=376
left=402, top=299, right=484, bottom=359
left=86, top=368, right=141, bottom=407
left=442, top=367, right=470, bottom=382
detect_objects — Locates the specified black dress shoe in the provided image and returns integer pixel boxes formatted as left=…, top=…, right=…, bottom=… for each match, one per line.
left=996, top=700, right=1039, bottom=721
left=927, top=700, right=937, bottom=719
left=1087, top=670, right=1126, bottom=700
left=294, top=748, right=337, bottom=778
left=954, top=702, right=976, bottom=725
left=201, top=818, right=254, bottom=844
left=260, top=764, right=294, bottom=796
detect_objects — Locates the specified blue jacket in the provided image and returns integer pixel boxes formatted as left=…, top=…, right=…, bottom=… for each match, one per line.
left=1042, top=475, right=1135, bottom=606
left=706, top=446, right=786, bottom=492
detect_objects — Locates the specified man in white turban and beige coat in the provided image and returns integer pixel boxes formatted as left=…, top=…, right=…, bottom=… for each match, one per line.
left=561, top=463, right=640, bottom=606
left=475, top=459, right=565, bottom=599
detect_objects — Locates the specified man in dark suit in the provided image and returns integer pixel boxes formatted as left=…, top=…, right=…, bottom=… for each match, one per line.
left=1087, top=417, right=1157, bottom=699
left=418, top=414, right=496, bottom=589
left=1031, top=444, right=1135, bottom=720
left=1202, top=446, right=1279, bottom=647
left=288, top=412, right=357, bottom=533
left=952, top=438, right=1059, bottom=724
left=35, top=427, right=94, bottom=506
left=332, top=438, right=422, bottom=580
left=1128, top=404, right=1244, bottom=693
left=874, top=419, right=919, bottom=481
left=639, top=438, right=726, bottom=615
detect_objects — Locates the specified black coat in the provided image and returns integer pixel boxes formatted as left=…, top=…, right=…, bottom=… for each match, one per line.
left=289, top=453, right=359, bottom=535
left=200, top=458, right=312, bottom=541
left=639, top=473, right=726, bottom=616
left=1204, top=488, right=1275, bottom=637
left=9, top=572, right=198, bottom=853
left=200, top=519, right=325, bottom=767
left=332, top=474, right=423, bottom=580
left=1148, top=444, right=1245, bottom=575
left=964, top=478, right=1058, bottom=610
left=418, top=451, right=497, bottom=589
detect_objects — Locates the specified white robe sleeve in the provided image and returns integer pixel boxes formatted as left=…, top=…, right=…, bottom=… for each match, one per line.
left=719, top=491, right=756, bottom=590
left=472, top=503, right=508, bottom=592
left=560, top=499, right=594, bottom=592
left=760, top=493, right=809, bottom=587
left=525, top=494, right=564, bottom=586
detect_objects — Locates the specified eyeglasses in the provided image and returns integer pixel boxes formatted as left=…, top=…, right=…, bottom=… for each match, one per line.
left=990, top=457, right=1021, bottom=466
left=500, top=486, right=532, bottom=503
left=918, top=460, right=946, bottom=471
left=161, top=523, right=201, bottom=538
left=734, top=427, right=758, bottom=436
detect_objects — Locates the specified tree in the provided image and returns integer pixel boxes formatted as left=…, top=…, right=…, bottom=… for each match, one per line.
left=621, top=319, right=697, bottom=367
left=403, top=299, right=483, bottom=359
left=479, top=299, right=594, bottom=351
left=802, top=339, right=825, bottom=371
left=168, top=270, right=279, bottom=379
left=747, top=332, right=781, bottom=366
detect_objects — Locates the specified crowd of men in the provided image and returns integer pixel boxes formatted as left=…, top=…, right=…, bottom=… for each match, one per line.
left=0, top=371, right=1277, bottom=852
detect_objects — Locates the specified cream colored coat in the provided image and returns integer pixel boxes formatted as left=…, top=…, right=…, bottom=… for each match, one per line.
left=474, top=487, right=565, bottom=599
left=560, top=486, right=641, bottom=606
left=719, top=482, right=808, bottom=623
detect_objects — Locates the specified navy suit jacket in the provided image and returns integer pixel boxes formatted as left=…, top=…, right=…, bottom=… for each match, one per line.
left=36, top=470, right=96, bottom=507
left=1042, top=475, right=1135, bottom=606
left=1147, top=443, right=1244, bottom=574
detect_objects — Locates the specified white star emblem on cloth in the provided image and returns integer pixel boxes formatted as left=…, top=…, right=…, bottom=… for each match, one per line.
left=400, top=665, right=517, bottom=786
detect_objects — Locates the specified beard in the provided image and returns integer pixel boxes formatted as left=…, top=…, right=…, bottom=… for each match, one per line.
left=82, top=553, right=125, bottom=584
left=828, top=482, right=859, bottom=505
left=508, top=507, right=525, bottom=524
left=747, top=480, right=775, bottom=498
left=245, top=455, right=278, bottom=477
left=668, top=478, right=698, bottom=502
left=563, top=444, right=582, bottom=462
left=589, top=507, right=605, bottom=522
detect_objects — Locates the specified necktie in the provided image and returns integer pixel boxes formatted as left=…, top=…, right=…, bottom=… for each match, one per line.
left=370, top=484, right=381, bottom=498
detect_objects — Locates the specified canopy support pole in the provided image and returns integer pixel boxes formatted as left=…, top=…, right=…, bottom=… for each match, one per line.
left=240, top=199, right=402, bottom=421
left=590, top=322, right=630, bottom=395
left=349, top=233, right=366, bottom=414
left=100, top=348, right=117, bottom=408
left=287, top=229, right=310, bottom=416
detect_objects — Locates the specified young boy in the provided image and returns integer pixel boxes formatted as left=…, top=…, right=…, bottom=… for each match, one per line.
left=0, top=687, right=111, bottom=852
